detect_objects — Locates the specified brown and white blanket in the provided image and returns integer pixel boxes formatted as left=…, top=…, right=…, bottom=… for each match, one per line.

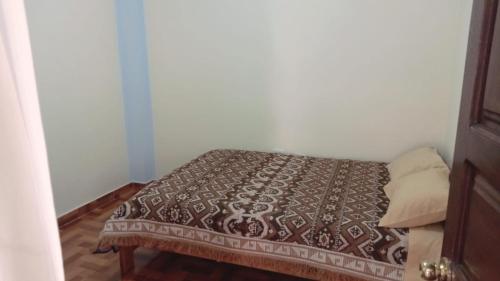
left=98, top=149, right=408, bottom=281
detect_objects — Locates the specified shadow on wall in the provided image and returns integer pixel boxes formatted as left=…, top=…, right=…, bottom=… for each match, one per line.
left=146, top=0, right=468, bottom=176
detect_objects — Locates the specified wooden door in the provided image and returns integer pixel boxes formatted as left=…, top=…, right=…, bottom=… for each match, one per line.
left=441, top=1, right=500, bottom=281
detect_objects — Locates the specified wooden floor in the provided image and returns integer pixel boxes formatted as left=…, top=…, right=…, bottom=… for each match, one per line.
left=60, top=196, right=308, bottom=281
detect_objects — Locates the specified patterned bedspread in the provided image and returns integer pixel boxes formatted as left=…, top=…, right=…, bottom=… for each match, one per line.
left=99, top=150, right=408, bottom=281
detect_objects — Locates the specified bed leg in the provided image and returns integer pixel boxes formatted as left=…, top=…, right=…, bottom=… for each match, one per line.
left=119, top=246, right=136, bottom=280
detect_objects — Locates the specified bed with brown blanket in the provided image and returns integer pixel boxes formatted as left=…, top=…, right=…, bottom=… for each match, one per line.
left=98, top=149, right=408, bottom=281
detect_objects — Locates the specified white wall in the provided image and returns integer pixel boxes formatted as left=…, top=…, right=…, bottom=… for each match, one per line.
left=146, top=1, right=275, bottom=175
left=443, top=0, right=474, bottom=164
left=146, top=0, right=472, bottom=175
left=25, top=0, right=129, bottom=215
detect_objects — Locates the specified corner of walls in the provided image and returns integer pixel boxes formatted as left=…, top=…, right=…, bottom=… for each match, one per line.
left=115, top=0, right=156, bottom=183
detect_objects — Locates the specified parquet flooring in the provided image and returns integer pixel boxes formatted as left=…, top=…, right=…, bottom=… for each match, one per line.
left=60, top=196, right=309, bottom=281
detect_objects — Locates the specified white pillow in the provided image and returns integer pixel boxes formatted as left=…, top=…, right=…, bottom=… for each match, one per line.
left=387, top=147, right=448, bottom=180
left=379, top=167, right=450, bottom=228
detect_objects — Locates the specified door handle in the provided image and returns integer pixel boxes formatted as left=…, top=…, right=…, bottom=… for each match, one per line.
left=419, top=257, right=452, bottom=281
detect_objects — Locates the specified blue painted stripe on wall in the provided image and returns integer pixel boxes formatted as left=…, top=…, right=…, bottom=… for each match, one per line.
left=115, top=0, right=155, bottom=182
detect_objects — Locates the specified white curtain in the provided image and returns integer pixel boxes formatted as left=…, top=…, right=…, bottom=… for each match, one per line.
left=0, top=0, right=65, bottom=280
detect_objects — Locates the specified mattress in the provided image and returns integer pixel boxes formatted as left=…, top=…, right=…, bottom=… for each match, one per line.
left=98, top=149, right=408, bottom=281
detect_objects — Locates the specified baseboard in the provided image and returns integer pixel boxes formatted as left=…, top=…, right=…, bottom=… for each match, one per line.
left=57, top=182, right=147, bottom=228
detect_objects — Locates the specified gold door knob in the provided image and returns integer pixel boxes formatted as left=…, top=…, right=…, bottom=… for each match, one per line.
left=419, top=257, right=452, bottom=281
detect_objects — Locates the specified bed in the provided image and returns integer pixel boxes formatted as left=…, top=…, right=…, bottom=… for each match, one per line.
left=98, top=149, right=408, bottom=281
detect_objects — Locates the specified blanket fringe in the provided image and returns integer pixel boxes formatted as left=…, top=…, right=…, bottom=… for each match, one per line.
left=98, top=235, right=365, bottom=281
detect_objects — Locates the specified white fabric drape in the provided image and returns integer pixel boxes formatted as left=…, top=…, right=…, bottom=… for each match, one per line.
left=0, top=0, right=65, bottom=280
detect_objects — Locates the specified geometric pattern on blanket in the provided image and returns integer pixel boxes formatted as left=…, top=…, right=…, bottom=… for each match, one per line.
left=99, top=149, right=408, bottom=280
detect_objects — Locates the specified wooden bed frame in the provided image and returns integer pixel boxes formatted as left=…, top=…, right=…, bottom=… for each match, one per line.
left=119, top=246, right=136, bottom=281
